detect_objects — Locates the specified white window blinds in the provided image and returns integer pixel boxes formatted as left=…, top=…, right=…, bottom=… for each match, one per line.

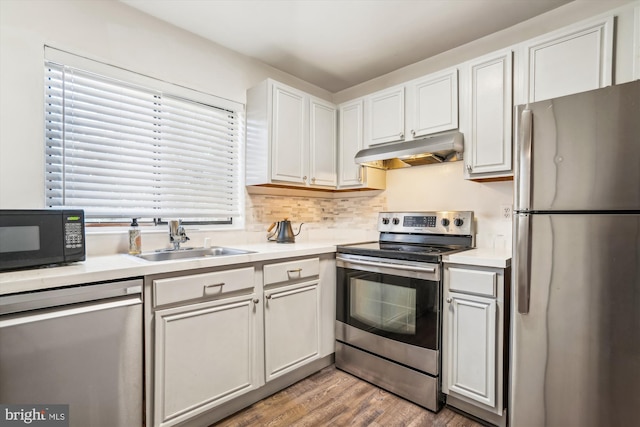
left=44, top=57, right=242, bottom=223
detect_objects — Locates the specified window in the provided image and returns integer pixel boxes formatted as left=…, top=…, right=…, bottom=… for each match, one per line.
left=44, top=48, right=243, bottom=225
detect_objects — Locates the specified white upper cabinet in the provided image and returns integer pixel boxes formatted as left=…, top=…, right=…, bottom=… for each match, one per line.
left=309, top=97, right=337, bottom=187
left=365, top=85, right=405, bottom=146
left=464, top=49, right=513, bottom=178
left=338, top=99, right=364, bottom=187
left=363, top=69, right=459, bottom=147
left=271, top=82, right=308, bottom=184
left=407, top=67, right=458, bottom=138
left=246, top=79, right=337, bottom=189
left=520, top=16, right=614, bottom=103
left=338, top=98, right=386, bottom=190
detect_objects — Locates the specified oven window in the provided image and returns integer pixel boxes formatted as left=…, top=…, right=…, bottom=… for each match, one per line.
left=350, top=279, right=416, bottom=334
left=337, top=267, right=439, bottom=350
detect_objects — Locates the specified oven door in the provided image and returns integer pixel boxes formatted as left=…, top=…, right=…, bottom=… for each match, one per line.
left=336, top=253, right=441, bottom=375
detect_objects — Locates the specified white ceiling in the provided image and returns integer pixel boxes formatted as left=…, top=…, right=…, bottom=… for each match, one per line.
left=120, top=0, right=574, bottom=93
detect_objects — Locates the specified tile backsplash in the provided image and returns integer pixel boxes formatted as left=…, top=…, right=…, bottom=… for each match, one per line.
left=245, top=191, right=387, bottom=232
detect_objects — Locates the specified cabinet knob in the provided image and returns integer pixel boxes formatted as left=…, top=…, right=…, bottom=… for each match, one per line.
left=252, top=298, right=259, bottom=304
left=303, top=176, right=308, bottom=182
left=311, top=177, right=316, bottom=183
left=399, top=132, right=404, bottom=139
left=466, top=164, right=473, bottom=172
left=266, top=294, right=272, bottom=300
left=446, top=297, right=452, bottom=303
left=411, top=129, right=416, bottom=137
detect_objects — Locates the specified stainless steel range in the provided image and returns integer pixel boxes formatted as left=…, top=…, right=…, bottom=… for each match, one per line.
left=335, top=211, right=474, bottom=411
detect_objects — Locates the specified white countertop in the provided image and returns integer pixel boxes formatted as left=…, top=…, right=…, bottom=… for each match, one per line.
left=0, top=241, right=346, bottom=296
left=1, top=241, right=512, bottom=295
left=443, top=247, right=512, bottom=268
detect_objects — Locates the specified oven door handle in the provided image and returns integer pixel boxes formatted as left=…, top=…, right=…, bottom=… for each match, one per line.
left=336, top=256, right=436, bottom=273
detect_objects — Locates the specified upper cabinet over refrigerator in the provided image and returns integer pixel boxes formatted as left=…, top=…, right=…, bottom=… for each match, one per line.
left=519, top=16, right=614, bottom=104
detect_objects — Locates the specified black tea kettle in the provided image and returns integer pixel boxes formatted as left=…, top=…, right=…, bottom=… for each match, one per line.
left=267, top=219, right=304, bottom=243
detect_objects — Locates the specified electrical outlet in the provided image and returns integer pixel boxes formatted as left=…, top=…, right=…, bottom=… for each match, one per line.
left=500, top=204, right=512, bottom=221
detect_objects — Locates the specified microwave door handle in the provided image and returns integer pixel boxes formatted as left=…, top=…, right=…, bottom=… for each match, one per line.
left=515, top=213, right=532, bottom=314
left=516, top=108, right=532, bottom=212
left=336, top=256, right=436, bottom=273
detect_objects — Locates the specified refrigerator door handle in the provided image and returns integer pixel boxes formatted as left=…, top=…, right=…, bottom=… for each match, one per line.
left=516, top=109, right=532, bottom=211
left=515, top=213, right=532, bottom=314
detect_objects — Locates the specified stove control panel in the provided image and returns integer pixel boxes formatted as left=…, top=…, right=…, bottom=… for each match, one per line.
left=378, top=211, right=474, bottom=235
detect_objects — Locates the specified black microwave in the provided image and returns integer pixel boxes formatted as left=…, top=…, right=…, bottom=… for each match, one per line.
left=0, top=209, right=85, bottom=271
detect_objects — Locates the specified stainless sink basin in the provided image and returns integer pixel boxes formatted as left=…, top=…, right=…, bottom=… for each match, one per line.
left=136, top=246, right=253, bottom=262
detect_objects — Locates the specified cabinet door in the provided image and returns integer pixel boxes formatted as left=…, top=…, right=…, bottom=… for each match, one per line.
left=366, top=85, right=405, bottom=145
left=445, top=292, right=497, bottom=408
left=338, top=99, right=387, bottom=190
left=408, top=68, right=458, bottom=138
left=522, top=16, right=613, bottom=102
left=309, top=97, right=337, bottom=187
left=264, top=281, right=320, bottom=381
left=466, top=50, right=513, bottom=176
left=338, top=99, right=365, bottom=187
left=271, top=83, right=308, bottom=183
left=154, top=295, right=260, bottom=427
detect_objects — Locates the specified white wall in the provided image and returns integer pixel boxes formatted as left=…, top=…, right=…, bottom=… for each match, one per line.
left=333, top=0, right=639, bottom=103
left=385, top=163, right=513, bottom=250
left=332, top=0, right=639, bottom=249
left=1, top=0, right=637, bottom=253
left=0, top=0, right=332, bottom=209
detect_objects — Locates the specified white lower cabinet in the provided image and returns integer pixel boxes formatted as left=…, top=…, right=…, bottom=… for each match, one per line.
left=264, top=281, right=320, bottom=381
left=145, top=255, right=335, bottom=427
left=153, top=293, right=261, bottom=427
left=443, top=263, right=509, bottom=425
left=445, top=292, right=497, bottom=407
left=147, top=266, right=262, bottom=427
left=263, top=257, right=322, bottom=381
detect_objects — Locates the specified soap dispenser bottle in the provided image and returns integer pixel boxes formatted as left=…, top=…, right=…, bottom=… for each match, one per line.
left=128, top=218, right=141, bottom=255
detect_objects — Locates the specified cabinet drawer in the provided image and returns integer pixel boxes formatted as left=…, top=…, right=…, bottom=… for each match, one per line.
left=154, top=267, right=255, bottom=307
left=264, top=257, right=320, bottom=285
left=449, top=267, right=496, bottom=297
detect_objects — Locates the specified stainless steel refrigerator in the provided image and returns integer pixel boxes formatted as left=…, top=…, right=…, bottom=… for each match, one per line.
left=511, top=80, right=640, bottom=427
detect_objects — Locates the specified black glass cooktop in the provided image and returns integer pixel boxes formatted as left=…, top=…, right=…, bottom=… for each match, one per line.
left=337, top=241, right=469, bottom=263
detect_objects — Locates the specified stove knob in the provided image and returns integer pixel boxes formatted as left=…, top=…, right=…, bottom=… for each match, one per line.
left=454, top=218, right=464, bottom=227
left=392, top=217, right=400, bottom=225
left=382, top=217, right=390, bottom=225
left=441, top=218, right=450, bottom=227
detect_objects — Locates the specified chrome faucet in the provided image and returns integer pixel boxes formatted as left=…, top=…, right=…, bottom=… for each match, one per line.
left=168, top=219, right=189, bottom=250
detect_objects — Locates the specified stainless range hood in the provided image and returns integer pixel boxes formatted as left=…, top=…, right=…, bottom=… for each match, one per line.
left=355, top=131, right=464, bottom=169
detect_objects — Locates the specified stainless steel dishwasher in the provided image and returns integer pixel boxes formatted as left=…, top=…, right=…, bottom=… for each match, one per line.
left=0, top=278, right=143, bottom=427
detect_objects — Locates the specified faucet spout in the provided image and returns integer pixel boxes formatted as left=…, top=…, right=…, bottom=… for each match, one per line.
left=168, top=219, right=190, bottom=250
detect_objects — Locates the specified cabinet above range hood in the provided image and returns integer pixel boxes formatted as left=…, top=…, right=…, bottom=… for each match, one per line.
left=355, top=131, right=464, bottom=169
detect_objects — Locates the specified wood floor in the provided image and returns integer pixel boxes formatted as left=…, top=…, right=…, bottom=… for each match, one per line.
left=214, top=365, right=484, bottom=427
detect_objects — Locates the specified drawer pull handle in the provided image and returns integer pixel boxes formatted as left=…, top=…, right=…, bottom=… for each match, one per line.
left=287, top=268, right=302, bottom=274
left=205, top=282, right=225, bottom=289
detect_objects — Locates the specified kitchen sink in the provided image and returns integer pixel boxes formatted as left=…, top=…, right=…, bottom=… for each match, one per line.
left=135, top=246, right=254, bottom=262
